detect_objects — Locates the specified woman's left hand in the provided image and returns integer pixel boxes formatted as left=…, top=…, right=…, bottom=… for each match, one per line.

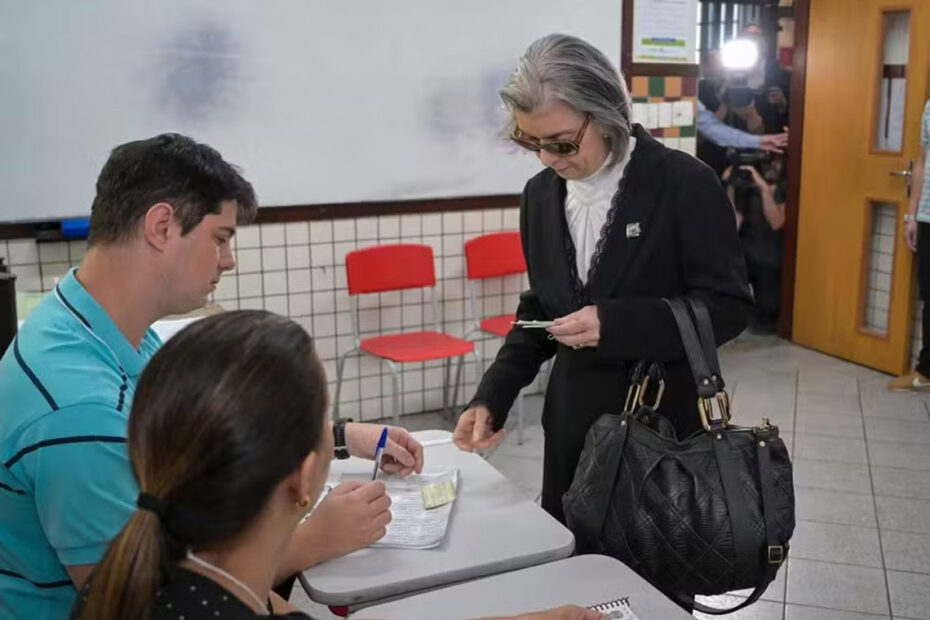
left=345, top=423, right=425, bottom=475
left=547, top=306, right=600, bottom=349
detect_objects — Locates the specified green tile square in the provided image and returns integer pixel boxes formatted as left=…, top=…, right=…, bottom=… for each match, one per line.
left=679, top=125, right=696, bottom=137
left=632, top=96, right=649, bottom=103
left=648, top=76, right=665, bottom=97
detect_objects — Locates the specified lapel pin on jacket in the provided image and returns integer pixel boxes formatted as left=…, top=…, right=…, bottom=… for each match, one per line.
left=626, top=222, right=642, bottom=238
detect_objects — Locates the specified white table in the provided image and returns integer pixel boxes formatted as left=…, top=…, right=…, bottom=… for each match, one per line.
left=352, top=554, right=693, bottom=619
left=150, top=316, right=200, bottom=341
left=300, top=430, right=574, bottom=609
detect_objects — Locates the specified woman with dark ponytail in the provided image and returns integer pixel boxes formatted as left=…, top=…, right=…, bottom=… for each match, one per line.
left=72, top=310, right=603, bottom=620
left=73, top=310, right=331, bottom=619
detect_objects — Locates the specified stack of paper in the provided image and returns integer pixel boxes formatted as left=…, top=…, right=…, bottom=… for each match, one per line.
left=373, top=469, right=460, bottom=550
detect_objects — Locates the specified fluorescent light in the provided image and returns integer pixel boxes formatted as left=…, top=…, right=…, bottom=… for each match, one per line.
left=720, top=38, right=759, bottom=70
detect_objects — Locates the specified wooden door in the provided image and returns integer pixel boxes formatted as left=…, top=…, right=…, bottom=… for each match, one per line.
left=793, top=0, right=930, bottom=374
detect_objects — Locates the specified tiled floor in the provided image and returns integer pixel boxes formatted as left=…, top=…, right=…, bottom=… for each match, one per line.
left=293, top=335, right=930, bottom=619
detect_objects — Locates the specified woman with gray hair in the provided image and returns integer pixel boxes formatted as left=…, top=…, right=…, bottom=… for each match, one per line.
left=454, top=33, right=752, bottom=520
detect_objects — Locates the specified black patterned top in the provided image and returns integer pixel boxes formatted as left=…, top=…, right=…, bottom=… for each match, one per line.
left=70, top=568, right=314, bottom=620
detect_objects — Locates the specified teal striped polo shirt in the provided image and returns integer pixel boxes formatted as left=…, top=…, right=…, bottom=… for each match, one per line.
left=0, top=268, right=161, bottom=618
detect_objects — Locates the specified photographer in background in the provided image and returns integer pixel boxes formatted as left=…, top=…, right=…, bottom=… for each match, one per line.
left=697, top=79, right=788, bottom=176
left=724, top=154, right=786, bottom=333
left=734, top=23, right=790, bottom=134
left=697, top=23, right=789, bottom=175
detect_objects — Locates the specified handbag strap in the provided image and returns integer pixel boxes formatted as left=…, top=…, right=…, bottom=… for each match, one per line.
left=683, top=432, right=786, bottom=615
left=594, top=414, right=633, bottom=543
left=684, top=296, right=725, bottom=391
left=713, top=434, right=758, bottom=582
left=661, top=298, right=717, bottom=399
left=664, top=297, right=786, bottom=613
left=756, top=431, right=787, bottom=591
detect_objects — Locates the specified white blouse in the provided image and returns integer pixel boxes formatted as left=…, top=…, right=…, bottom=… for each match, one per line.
left=564, top=137, right=637, bottom=284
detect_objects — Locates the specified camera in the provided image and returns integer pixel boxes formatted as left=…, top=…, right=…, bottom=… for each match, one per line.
left=722, top=85, right=758, bottom=108
left=726, top=149, right=770, bottom=188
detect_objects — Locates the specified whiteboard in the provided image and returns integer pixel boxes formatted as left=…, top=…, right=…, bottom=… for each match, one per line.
left=0, top=1, right=621, bottom=223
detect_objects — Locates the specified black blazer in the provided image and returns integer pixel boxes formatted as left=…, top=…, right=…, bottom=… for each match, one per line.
left=469, top=125, right=753, bottom=520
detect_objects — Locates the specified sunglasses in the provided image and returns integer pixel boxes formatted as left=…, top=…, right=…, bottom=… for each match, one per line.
left=510, top=114, right=591, bottom=156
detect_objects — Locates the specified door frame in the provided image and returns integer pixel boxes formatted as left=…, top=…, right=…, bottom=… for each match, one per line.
left=778, top=0, right=810, bottom=338
left=617, top=0, right=813, bottom=340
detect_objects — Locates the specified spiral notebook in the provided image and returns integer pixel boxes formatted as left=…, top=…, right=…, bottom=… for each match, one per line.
left=588, top=597, right=639, bottom=619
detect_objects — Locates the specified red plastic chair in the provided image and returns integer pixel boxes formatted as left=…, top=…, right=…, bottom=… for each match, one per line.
left=333, top=244, right=478, bottom=423
left=464, top=231, right=529, bottom=443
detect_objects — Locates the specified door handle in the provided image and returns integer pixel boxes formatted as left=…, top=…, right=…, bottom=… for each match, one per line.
left=890, top=160, right=914, bottom=198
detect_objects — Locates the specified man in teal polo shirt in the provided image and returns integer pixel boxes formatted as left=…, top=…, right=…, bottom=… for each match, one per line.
left=0, top=134, right=421, bottom=617
left=0, top=267, right=164, bottom=615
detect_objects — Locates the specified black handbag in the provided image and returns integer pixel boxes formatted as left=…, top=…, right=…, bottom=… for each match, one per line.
left=562, top=297, right=795, bottom=614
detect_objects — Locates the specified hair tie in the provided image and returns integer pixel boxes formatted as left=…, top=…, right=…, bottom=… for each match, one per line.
left=137, top=492, right=167, bottom=519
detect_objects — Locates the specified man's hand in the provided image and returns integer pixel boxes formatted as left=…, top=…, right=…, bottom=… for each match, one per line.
left=296, top=480, right=392, bottom=562
left=759, top=128, right=789, bottom=154
left=453, top=406, right=505, bottom=452
left=346, top=423, right=424, bottom=475
left=547, top=306, right=600, bottom=349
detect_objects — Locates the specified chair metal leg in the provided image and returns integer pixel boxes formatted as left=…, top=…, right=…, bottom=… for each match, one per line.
left=449, top=355, right=465, bottom=414
left=450, top=349, right=482, bottom=414
left=516, top=390, right=525, bottom=445
left=332, top=347, right=358, bottom=419
left=442, top=358, right=452, bottom=413
left=385, top=360, right=401, bottom=425
left=472, top=346, right=485, bottom=378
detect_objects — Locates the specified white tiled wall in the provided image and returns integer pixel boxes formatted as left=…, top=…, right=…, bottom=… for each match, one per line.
left=8, top=201, right=924, bottom=410
left=1, top=208, right=548, bottom=421
left=656, top=137, right=697, bottom=157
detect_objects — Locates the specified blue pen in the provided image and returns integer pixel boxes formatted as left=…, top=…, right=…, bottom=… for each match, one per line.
left=371, top=427, right=389, bottom=480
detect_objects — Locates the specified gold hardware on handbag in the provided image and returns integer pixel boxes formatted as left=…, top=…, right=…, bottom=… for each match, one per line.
left=698, top=391, right=731, bottom=430
left=767, top=545, right=785, bottom=564
left=637, top=376, right=665, bottom=410
left=623, top=382, right=642, bottom=414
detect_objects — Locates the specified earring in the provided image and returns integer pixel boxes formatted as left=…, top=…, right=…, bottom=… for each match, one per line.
left=296, top=496, right=310, bottom=509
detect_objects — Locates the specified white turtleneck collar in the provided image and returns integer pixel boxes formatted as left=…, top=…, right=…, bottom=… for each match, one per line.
left=564, top=136, right=637, bottom=284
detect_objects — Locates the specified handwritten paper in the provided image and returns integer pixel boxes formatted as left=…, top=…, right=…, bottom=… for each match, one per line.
left=373, top=469, right=460, bottom=549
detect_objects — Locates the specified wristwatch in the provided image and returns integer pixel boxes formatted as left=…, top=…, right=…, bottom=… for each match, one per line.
left=333, top=419, right=351, bottom=460
left=905, top=213, right=917, bottom=223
